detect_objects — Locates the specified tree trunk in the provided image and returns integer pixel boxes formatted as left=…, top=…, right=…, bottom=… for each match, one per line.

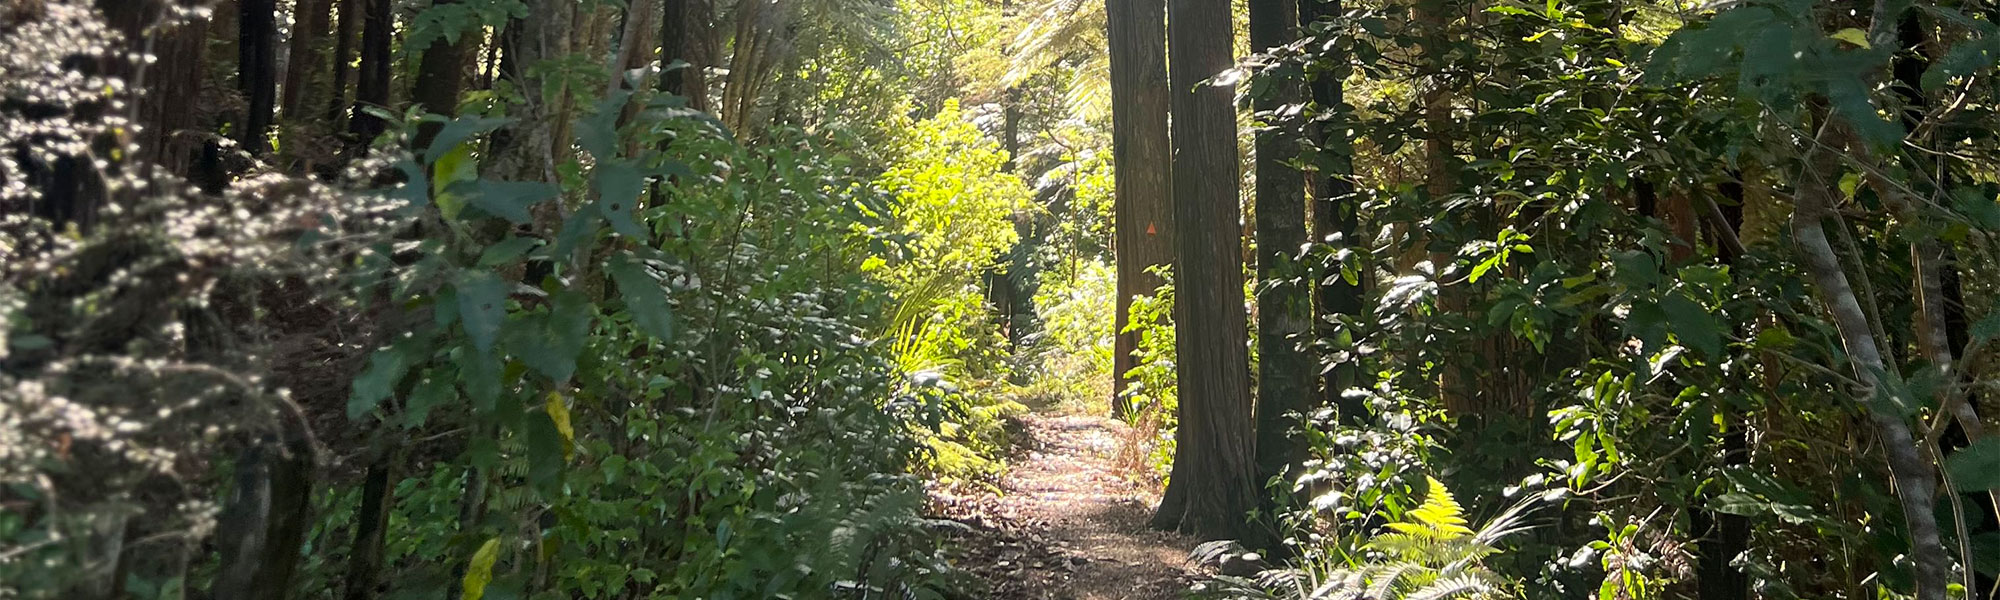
left=279, top=0, right=333, bottom=170
left=326, top=0, right=358, bottom=126
left=1107, top=0, right=1174, bottom=418
left=1151, top=0, right=1259, bottom=543
left=340, top=459, right=394, bottom=600
left=237, top=0, right=278, bottom=155
left=348, top=0, right=393, bottom=152
left=211, top=435, right=314, bottom=600
left=1299, top=0, right=1365, bottom=420
left=485, top=0, right=576, bottom=185
left=412, top=0, right=478, bottom=150
left=659, top=0, right=714, bottom=112
left=1248, top=0, right=1312, bottom=508
left=1791, top=115, right=1948, bottom=600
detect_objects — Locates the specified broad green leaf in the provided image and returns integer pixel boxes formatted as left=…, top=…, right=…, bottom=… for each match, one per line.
left=1659, top=293, right=1723, bottom=358
left=404, top=370, right=454, bottom=429
left=1924, top=38, right=2000, bottom=91
left=461, top=537, right=501, bottom=600
left=1947, top=438, right=2000, bottom=492
left=472, top=181, right=559, bottom=225
left=595, top=161, right=647, bottom=239
left=526, top=410, right=566, bottom=495
left=458, top=348, right=502, bottom=414
left=349, top=335, right=428, bottom=421
left=607, top=253, right=676, bottom=342
left=425, top=116, right=509, bottom=164
left=478, top=237, right=542, bottom=267
left=432, top=145, right=479, bottom=219
left=504, top=290, right=592, bottom=383
left=1827, top=76, right=1901, bottom=150
left=1971, top=312, right=2000, bottom=344
left=456, top=271, right=508, bottom=352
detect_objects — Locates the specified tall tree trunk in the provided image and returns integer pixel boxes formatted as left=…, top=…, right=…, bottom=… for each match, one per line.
left=1248, top=0, right=1312, bottom=508
left=1151, top=0, right=1260, bottom=544
left=237, top=0, right=278, bottom=155
left=1107, top=0, right=1174, bottom=418
left=279, top=0, right=334, bottom=170
left=1299, top=0, right=1366, bottom=420
left=659, top=0, right=714, bottom=112
left=348, top=0, right=393, bottom=152
left=326, top=0, right=359, bottom=126
left=412, top=0, right=478, bottom=150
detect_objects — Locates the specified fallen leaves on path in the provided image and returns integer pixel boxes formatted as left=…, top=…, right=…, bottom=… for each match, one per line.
left=930, top=414, right=1203, bottom=599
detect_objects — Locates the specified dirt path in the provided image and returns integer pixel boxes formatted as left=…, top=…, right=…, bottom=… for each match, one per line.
left=931, top=414, right=1201, bottom=599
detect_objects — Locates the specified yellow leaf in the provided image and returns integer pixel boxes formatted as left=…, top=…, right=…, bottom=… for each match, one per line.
left=546, top=392, right=574, bottom=460
left=461, top=537, right=501, bottom=600
left=1830, top=28, right=1871, bottom=49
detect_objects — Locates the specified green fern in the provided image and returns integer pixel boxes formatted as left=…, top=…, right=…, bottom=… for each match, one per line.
left=1206, top=477, right=1535, bottom=600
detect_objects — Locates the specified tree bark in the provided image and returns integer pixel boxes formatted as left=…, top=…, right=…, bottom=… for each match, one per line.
left=348, top=0, right=393, bottom=152
left=237, top=0, right=278, bottom=155
left=279, top=0, right=333, bottom=169
left=326, top=0, right=358, bottom=126
left=1107, top=0, right=1174, bottom=418
left=1151, top=0, right=1259, bottom=543
left=1298, top=0, right=1365, bottom=420
left=340, top=459, right=394, bottom=600
left=1791, top=117, right=1948, bottom=600
left=659, top=0, right=714, bottom=112
left=485, top=0, right=576, bottom=185
left=1248, top=0, right=1312, bottom=509
left=412, top=0, right=479, bottom=150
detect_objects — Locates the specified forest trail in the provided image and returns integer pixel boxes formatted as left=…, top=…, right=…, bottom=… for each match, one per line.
left=932, top=414, right=1201, bottom=599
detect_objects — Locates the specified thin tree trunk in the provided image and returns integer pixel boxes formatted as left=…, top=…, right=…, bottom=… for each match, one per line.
left=1299, top=0, right=1366, bottom=420
left=1152, top=0, right=1260, bottom=544
left=485, top=0, right=576, bottom=186
left=341, top=459, right=394, bottom=600
left=1107, top=0, right=1174, bottom=418
left=1791, top=116, right=1948, bottom=600
left=326, top=0, right=358, bottom=126
left=1248, top=0, right=1312, bottom=508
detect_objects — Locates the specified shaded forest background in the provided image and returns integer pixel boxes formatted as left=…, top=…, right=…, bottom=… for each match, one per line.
left=3, top=0, right=2000, bottom=599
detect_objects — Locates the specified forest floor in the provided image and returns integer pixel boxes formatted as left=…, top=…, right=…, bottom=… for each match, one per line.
left=930, top=413, right=1202, bottom=599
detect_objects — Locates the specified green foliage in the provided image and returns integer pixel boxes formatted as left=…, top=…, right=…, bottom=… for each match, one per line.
left=1200, top=477, right=1534, bottom=600
left=1014, top=260, right=1117, bottom=412
left=1116, top=269, right=1179, bottom=478
left=869, top=100, right=1033, bottom=486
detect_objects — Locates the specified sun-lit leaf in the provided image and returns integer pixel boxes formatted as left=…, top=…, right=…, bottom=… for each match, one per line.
left=461, top=537, right=502, bottom=600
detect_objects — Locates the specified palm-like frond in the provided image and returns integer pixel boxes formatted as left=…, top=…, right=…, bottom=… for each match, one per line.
left=1405, top=573, right=1501, bottom=600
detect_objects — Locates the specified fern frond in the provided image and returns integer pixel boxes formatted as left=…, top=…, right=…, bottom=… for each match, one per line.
left=1364, top=562, right=1428, bottom=600
left=1406, top=476, right=1472, bottom=536
left=1405, top=574, right=1499, bottom=600
left=1308, top=569, right=1366, bottom=600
